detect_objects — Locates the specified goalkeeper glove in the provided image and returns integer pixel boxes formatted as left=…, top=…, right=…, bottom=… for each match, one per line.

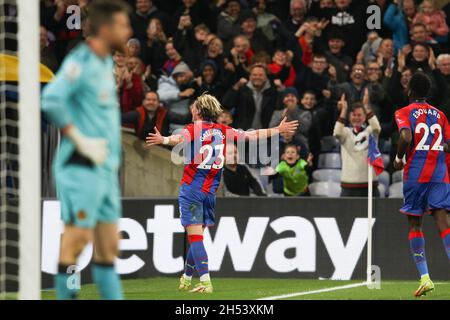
left=64, top=125, right=108, bottom=166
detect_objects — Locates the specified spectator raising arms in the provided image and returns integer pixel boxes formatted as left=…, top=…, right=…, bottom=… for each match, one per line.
left=173, top=11, right=210, bottom=72
left=333, top=90, right=381, bottom=197
left=264, top=144, right=313, bottom=197
left=329, top=0, right=368, bottom=58
left=291, top=34, right=332, bottom=102
left=157, top=62, right=195, bottom=133
left=140, top=18, right=167, bottom=76
left=217, top=0, right=242, bottom=42
left=295, top=17, right=329, bottom=67
left=412, top=0, right=449, bottom=43
left=383, top=0, right=416, bottom=53
left=238, top=11, right=273, bottom=55
left=37, top=0, right=450, bottom=200
left=252, top=0, right=279, bottom=42
left=114, top=51, right=144, bottom=114
left=409, top=23, right=442, bottom=56
left=270, top=88, right=312, bottom=155
left=130, top=0, right=172, bottom=43
left=223, top=63, right=282, bottom=130
left=193, top=59, right=226, bottom=101
left=325, top=29, right=353, bottom=82
left=268, top=49, right=296, bottom=88
left=228, top=35, right=253, bottom=79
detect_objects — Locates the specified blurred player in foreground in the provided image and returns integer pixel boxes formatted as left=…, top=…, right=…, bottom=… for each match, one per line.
left=394, top=72, right=450, bottom=297
left=146, top=93, right=298, bottom=293
left=41, top=0, right=131, bottom=299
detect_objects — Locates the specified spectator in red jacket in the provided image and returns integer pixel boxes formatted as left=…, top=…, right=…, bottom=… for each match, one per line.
left=295, top=17, right=329, bottom=67
left=228, top=35, right=253, bottom=79
left=114, top=51, right=145, bottom=114
left=121, top=91, right=169, bottom=139
left=268, top=49, right=296, bottom=88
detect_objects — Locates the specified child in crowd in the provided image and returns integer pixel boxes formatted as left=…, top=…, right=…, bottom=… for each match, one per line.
left=264, top=144, right=313, bottom=196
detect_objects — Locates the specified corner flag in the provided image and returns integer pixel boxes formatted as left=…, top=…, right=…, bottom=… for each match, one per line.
left=368, top=134, right=384, bottom=176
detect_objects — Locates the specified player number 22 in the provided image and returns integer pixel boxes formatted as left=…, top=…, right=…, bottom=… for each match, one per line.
left=415, top=123, right=443, bottom=151
left=197, top=144, right=225, bottom=169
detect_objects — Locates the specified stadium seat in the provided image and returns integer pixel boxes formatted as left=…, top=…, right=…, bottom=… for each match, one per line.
left=317, top=153, right=341, bottom=169
left=248, top=167, right=268, bottom=187
left=312, top=169, right=341, bottom=182
left=267, top=193, right=285, bottom=197
left=389, top=182, right=403, bottom=198
left=392, top=170, right=403, bottom=183
left=320, top=136, right=340, bottom=153
left=378, top=183, right=386, bottom=198
left=382, top=154, right=390, bottom=168
left=167, top=100, right=190, bottom=134
left=378, top=171, right=390, bottom=189
left=379, top=139, right=392, bottom=154
left=169, top=124, right=185, bottom=134
left=309, top=182, right=341, bottom=197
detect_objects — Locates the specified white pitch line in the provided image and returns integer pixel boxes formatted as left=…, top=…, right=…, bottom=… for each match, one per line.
left=257, top=281, right=369, bottom=300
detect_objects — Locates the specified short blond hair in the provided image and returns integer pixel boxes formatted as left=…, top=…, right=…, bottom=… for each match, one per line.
left=194, top=92, right=223, bottom=122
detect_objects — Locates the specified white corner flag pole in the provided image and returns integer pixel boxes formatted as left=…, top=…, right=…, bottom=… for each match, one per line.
left=366, top=165, right=373, bottom=284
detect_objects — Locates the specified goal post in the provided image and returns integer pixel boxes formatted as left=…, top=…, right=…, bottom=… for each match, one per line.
left=17, top=0, right=40, bottom=300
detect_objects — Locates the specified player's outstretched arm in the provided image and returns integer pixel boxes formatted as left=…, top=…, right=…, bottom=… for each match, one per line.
left=393, top=128, right=412, bottom=170
left=244, top=117, right=299, bottom=141
left=146, top=127, right=184, bottom=147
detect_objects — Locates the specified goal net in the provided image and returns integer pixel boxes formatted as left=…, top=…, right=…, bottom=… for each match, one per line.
left=0, top=0, right=41, bottom=299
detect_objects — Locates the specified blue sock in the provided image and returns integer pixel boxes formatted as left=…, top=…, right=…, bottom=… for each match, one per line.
left=91, top=263, right=123, bottom=300
left=441, top=228, right=450, bottom=260
left=55, top=264, right=79, bottom=300
left=409, top=231, right=429, bottom=277
left=184, top=247, right=196, bottom=277
left=189, top=235, right=209, bottom=280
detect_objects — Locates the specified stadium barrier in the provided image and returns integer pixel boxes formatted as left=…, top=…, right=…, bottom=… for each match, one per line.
left=121, top=132, right=225, bottom=197
left=40, top=197, right=449, bottom=288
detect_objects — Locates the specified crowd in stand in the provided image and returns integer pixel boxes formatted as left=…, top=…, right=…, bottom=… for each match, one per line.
left=39, top=0, right=450, bottom=197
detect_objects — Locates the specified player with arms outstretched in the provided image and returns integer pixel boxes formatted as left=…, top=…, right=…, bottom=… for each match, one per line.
left=146, top=93, right=298, bottom=293
left=394, top=72, right=450, bottom=297
left=41, top=0, right=131, bottom=299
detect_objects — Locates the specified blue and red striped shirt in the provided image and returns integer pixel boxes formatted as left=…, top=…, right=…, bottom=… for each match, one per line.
left=394, top=102, right=450, bottom=183
left=180, top=121, right=245, bottom=194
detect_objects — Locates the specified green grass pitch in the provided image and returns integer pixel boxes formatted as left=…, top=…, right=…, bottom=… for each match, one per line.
left=41, top=277, right=450, bottom=300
